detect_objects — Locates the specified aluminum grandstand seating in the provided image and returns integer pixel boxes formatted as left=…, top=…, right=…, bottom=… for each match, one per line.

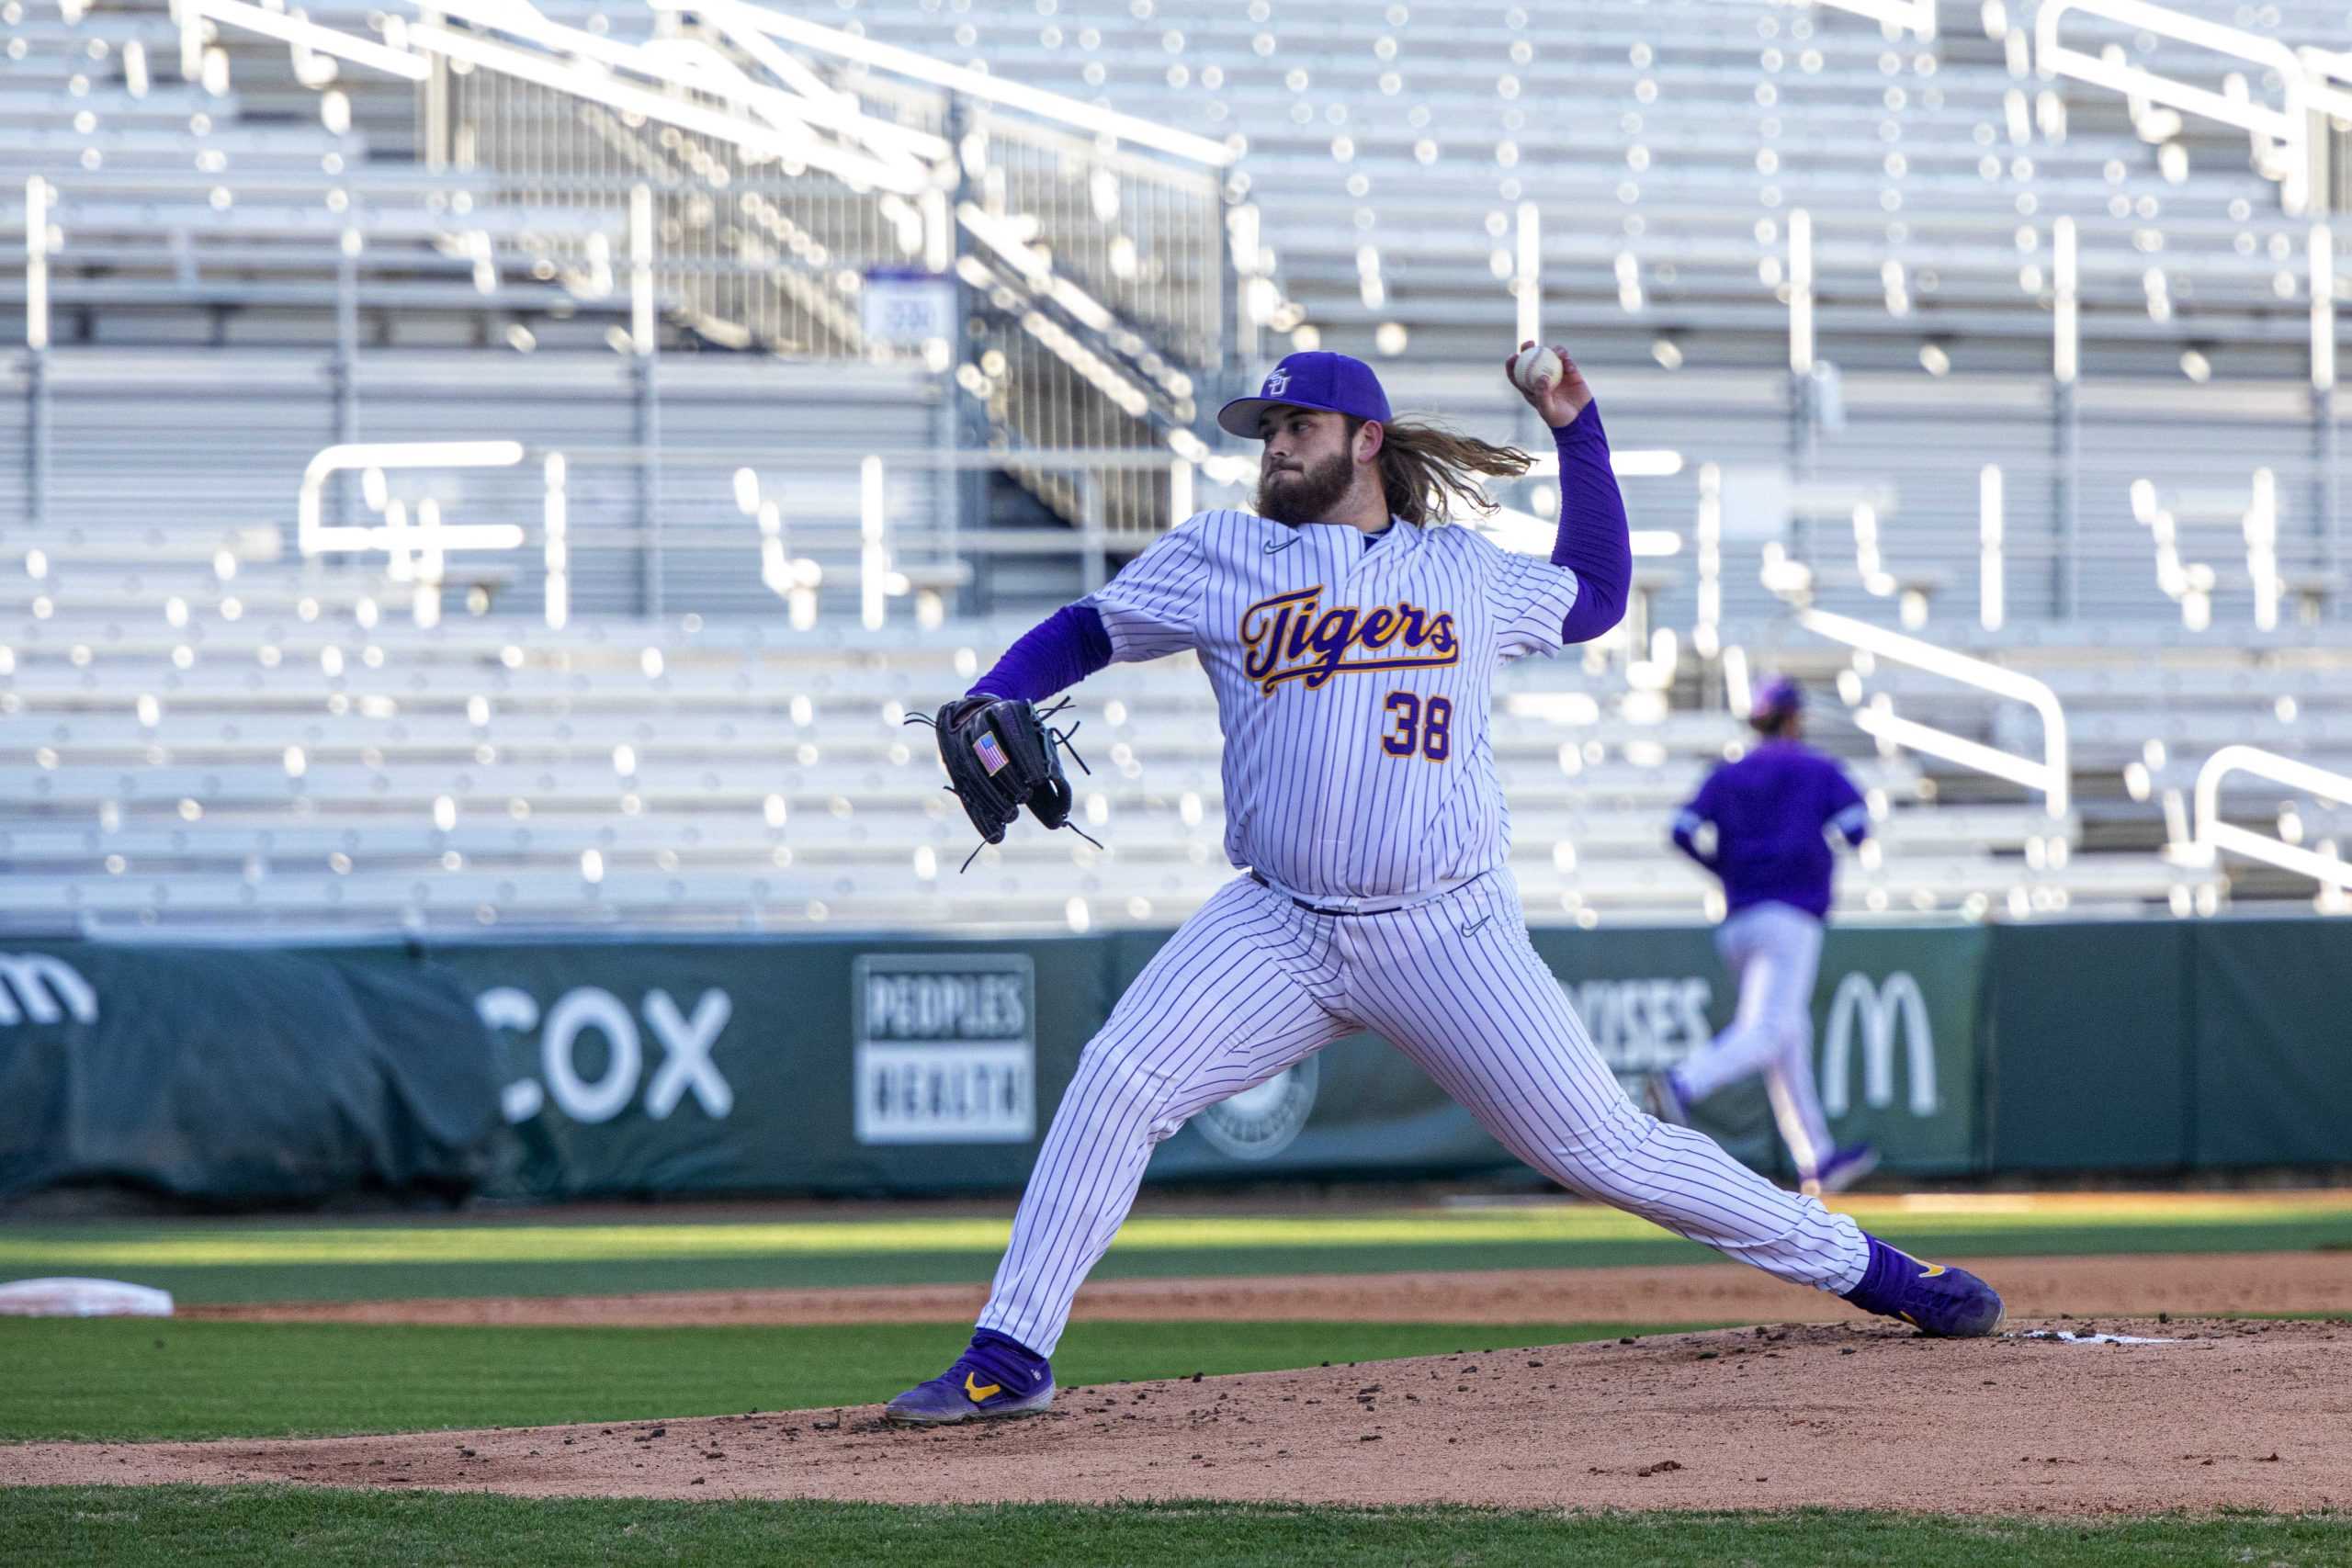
left=0, top=0, right=2343, bottom=934
left=0, top=350, right=951, bottom=615
left=1748, top=622, right=2352, bottom=911
left=8, top=0, right=2336, bottom=633
left=1339, top=362, right=2342, bottom=637
left=845, top=0, right=2329, bottom=371
left=837, top=0, right=2349, bottom=639
left=0, top=6, right=628, bottom=346
left=0, top=604, right=2164, bottom=933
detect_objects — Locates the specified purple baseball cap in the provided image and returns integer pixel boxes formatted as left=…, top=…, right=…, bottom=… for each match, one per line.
left=1216, top=351, right=1393, bottom=438
left=1750, top=676, right=1804, bottom=724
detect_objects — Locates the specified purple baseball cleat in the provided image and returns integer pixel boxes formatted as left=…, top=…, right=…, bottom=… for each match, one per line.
left=883, top=1328, right=1055, bottom=1426
left=1642, top=1068, right=1691, bottom=1127
left=1842, top=1235, right=2004, bottom=1337
left=1800, top=1143, right=1881, bottom=1199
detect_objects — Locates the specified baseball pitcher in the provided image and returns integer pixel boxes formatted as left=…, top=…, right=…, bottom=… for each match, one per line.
left=891, top=347, right=2003, bottom=1426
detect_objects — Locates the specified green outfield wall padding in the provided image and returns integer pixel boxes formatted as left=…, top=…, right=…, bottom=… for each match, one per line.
left=2189, top=919, right=2352, bottom=1166
left=4, top=911, right=2348, bottom=1206
left=437, top=921, right=1996, bottom=1199
left=422, top=935, right=1114, bottom=1199
left=1983, top=921, right=2196, bottom=1171
left=0, top=943, right=498, bottom=1204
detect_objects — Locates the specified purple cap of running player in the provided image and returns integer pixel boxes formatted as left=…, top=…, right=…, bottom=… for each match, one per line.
left=1216, top=351, right=1393, bottom=438
left=1750, top=676, right=1804, bottom=725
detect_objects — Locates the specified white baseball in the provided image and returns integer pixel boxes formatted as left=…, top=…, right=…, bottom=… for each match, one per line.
left=1511, top=345, right=1564, bottom=396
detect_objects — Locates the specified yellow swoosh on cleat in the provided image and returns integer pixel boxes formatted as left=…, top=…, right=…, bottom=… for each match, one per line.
left=1919, top=1264, right=1948, bottom=1278
left=964, top=1373, right=1002, bottom=1404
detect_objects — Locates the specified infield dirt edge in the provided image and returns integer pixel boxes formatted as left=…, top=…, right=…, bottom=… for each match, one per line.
left=8, top=1317, right=2345, bottom=1517
left=175, top=1250, right=2352, bottom=1327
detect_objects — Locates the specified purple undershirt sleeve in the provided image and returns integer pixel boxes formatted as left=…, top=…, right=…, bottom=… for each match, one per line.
left=1669, top=774, right=1721, bottom=874
left=967, top=603, right=1114, bottom=702
left=1826, top=762, right=1872, bottom=847
left=1550, top=402, right=1633, bottom=646
left=1668, top=818, right=1709, bottom=868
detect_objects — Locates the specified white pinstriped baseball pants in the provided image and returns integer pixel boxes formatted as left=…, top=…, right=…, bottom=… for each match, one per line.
left=1675, top=901, right=1836, bottom=1179
left=976, top=871, right=1871, bottom=1356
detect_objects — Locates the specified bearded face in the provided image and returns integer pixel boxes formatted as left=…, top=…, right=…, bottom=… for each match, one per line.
left=1256, top=445, right=1355, bottom=525
left=1254, top=406, right=1362, bottom=525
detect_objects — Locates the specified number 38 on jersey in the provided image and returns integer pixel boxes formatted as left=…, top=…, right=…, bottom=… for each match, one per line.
left=1382, top=693, right=1452, bottom=761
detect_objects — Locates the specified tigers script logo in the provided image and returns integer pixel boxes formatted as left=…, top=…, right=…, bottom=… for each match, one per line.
left=1238, top=584, right=1458, bottom=693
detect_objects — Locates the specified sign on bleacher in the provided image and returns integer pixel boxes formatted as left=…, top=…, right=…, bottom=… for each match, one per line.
left=861, top=268, right=957, bottom=350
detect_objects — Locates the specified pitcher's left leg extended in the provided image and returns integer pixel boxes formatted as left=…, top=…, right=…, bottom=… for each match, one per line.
left=1347, top=877, right=1869, bottom=1292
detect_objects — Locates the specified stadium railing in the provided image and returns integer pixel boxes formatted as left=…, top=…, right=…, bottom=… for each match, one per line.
left=289, top=437, right=1202, bottom=628
left=165, top=0, right=1241, bottom=539
left=1797, top=608, right=2073, bottom=833
left=2035, top=0, right=2352, bottom=218
left=2179, top=743, right=2352, bottom=908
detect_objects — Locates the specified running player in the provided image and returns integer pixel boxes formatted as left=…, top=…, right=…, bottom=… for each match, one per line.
left=1652, top=678, right=1880, bottom=1198
left=884, top=347, right=2003, bottom=1425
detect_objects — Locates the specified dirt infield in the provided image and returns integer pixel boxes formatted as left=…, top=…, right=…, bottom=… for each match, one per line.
left=8, top=1318, right=2346, bottom=1513
left=186, top=1250, right=2352, bottom=1328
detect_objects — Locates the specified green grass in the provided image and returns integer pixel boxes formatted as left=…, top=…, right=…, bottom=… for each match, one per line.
left=14, top=1193, right=2348, bottom=1264
left=5, top=1193, right=2346, bottom=1306
left=6, top=1202, right=2340, bottom=1562
left=4, top=1490, right=2346, bottom=1567
left=0, top=1319, right=1707, bottom=1443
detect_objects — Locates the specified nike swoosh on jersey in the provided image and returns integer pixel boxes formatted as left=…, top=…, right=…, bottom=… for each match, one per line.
left=1262, top=536, right=1298, bottom=553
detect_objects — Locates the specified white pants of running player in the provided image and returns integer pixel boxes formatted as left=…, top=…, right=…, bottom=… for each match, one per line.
left=1673, top=901, right=1834, bottom=1179
left=976, top=872, right=1869, bottom=1357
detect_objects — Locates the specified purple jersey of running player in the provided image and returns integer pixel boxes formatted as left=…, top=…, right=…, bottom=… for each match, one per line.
left=1671, top=740, right=1871, bottom=919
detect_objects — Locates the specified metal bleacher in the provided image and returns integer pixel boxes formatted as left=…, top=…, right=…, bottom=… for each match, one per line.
left=0, top=592, right=2143, bottom=933
left=847, top=0, right=2326, bottom=369
left=841, top=0, right=2347, bottom=632
left=0, top=5, right=625, bottom=346
left=1810, top=622, right=2352, bottom=910
left=0, top=0, right=2346, bottom=936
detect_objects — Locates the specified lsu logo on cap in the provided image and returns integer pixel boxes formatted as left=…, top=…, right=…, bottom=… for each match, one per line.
left=1262, top=367, right=1290, bottom=396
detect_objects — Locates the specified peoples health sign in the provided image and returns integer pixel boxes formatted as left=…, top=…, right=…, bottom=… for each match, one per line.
left=853, top=953, right=1037, bottom=1145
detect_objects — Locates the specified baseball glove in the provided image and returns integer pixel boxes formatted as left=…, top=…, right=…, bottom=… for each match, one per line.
left=912, top=695, right=1100, bottom=868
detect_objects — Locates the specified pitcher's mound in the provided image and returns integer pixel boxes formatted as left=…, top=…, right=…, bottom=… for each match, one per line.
left=6, top=1319, right=2345, bottom=1513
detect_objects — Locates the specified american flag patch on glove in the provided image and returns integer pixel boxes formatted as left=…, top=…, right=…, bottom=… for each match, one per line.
left=973, top=731, right=1011, bottom=775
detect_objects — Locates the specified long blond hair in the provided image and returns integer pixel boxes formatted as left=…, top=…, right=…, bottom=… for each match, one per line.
left=1351, top=416, right=1533, bottom=526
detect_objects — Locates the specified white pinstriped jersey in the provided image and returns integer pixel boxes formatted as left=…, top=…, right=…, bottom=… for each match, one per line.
left=1082, top=508, right=1583, bottom=901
